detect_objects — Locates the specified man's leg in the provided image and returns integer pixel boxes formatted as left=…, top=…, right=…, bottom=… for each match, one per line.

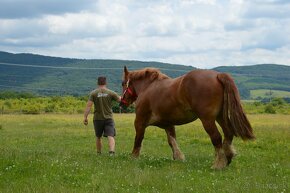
left=93, top=120, right=105, bottom=154
left=96, top=137, right=102, bottom=154
left=104, top=119, right=116, bottom=155
left=108, top=136, right=115, bottom=153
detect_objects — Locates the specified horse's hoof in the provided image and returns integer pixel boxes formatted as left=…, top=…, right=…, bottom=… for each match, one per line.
left=211, top=165, right=225, bottom=170
left=173, top=152, right=185, bottom=161
left=211, top=160, right=228, bottom=170
left=131, top=153, right=139, bottom=158
left=226, top=152, right=237, bottom=165
left=227, top=159, right=232, bottom=166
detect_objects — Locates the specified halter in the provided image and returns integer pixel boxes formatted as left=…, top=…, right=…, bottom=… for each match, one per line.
left=121, top=79, right=137, bottom=106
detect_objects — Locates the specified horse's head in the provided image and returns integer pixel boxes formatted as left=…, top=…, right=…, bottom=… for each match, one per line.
left=120, top=66, right=138, bottom=109
left=120, top=66, right=169, bottom=109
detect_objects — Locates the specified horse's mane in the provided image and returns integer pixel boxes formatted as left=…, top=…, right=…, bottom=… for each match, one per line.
left=128, top=68, right=169, bottom=81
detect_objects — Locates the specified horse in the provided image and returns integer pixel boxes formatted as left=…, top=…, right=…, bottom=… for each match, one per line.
left=120, top=66, right=255, bottom=169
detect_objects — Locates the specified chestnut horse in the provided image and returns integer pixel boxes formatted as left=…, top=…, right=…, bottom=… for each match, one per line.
left=120, top=66, right=255, bottom=169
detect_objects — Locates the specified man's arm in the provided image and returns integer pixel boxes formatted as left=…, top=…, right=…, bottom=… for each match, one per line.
left=117, top=96, right=121, bottom=102
left=83, top=100, right=93, bottom=125
left=112, top=91, right=121, bottom=102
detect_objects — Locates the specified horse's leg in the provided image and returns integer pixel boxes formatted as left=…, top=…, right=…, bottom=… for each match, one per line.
left=217, top=118, right=237, bottom=165
left=201, top=119, right=227, bottom=169
left=165, top=126, right=185, bottom=161
left=131, top=118, right=146, bottom=158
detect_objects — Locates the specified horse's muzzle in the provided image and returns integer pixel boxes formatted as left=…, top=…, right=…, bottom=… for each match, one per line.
left=119, top=100, right=128, bottom=109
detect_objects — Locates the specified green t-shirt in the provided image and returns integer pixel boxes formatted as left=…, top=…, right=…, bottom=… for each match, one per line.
left=89, top=88, right=119, bottom=120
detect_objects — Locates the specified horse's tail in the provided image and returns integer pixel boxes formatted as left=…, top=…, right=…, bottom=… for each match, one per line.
left=217, top=73, right=255, bottom=140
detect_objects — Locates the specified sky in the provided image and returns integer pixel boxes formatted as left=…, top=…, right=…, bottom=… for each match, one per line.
left=0, top=0, right=290, bottom=68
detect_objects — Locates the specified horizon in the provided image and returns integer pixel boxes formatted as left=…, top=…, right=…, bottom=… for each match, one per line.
left=1, top=50, right=289, bottom=69
left=0, top=1, right=290, bottom=68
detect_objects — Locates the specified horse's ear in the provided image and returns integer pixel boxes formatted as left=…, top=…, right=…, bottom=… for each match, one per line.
left=124, top=66, right=129, bottom=79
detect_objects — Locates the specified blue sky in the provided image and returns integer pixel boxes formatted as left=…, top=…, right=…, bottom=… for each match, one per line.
left=0, top=0, right=289, bottom=68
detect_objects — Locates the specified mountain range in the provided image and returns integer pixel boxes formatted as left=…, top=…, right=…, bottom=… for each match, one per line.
left=1, top=51, right=289, bottom=99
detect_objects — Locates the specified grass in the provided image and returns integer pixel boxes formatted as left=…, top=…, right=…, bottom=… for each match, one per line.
left=250, top=89, right=290, bottom=99
left=0, top=114, right=289, bottom=193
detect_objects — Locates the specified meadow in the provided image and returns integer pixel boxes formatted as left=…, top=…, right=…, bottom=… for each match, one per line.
left=250, top=89, right=290, bottom=99
left=0, top=114, right=289, bottom=193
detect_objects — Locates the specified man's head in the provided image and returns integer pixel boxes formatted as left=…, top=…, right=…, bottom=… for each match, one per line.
left=97, top=76, right=106, bottom=86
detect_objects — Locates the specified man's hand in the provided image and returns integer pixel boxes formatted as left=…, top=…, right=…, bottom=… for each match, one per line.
left=83, top=100, right=93, bottom=126
left=83, top=118, right=88, bottom=126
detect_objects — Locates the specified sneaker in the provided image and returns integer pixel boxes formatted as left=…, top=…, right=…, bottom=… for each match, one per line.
left=109, top=151, right=115, bottom=156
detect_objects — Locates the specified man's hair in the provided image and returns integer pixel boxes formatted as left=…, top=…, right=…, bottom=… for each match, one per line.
left=97, top=76, right=106, bottom=85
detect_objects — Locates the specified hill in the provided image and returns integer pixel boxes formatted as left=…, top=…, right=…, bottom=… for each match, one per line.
left=213, top=64, right=290, bottom=99
left=1, top=51, right=290, bottom=99
left=0, top=51, right=194, bottom=96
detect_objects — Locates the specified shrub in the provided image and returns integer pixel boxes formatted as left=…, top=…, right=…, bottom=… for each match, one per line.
left=264, top=104, right=276, bottom=114
left=271, top=98, right=286, bottom=106
left=23, top=105, right=41, bottom=114
left=253, top=101, right=262, bottom=106
left=44, top=103, right=56, bottom=113
left=4, top=101, right=12, bottom=108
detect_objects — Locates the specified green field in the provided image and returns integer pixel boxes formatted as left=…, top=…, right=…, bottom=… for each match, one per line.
left=0, top=114, right=289, bottom=193
left=250, top=89, right=290, bottom=99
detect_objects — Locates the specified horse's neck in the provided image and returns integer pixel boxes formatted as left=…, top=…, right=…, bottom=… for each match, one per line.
left=133, top=79, right=155, bottom=95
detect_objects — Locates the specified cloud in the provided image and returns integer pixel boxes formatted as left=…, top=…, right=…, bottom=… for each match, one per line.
left=242, top=1, right=290, bottom=19
left=0, top=0, right=289, bottom=68
left=224, top=20, right=256, bottom=31
left=0, top=0, right=96, bottom=19
left=0, top=11, right=125, bottom=49
left=241, top=29, right=290, bottom=51
left=46, top=13, right=125, bottom=37
left=0, top=18, right=48, bottom=38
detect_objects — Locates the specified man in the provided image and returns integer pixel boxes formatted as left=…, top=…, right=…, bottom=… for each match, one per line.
left=83, top=76, right=121, bottom=155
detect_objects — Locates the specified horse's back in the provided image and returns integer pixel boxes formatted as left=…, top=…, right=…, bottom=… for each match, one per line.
left=180, top=69, right=224, bottom=118
left=141, top=69, right=224, bottom=126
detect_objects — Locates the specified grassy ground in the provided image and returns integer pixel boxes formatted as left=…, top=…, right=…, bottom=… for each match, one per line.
left=0, top=114, right=289, bottom=193
left=250, top=89, right=290, bottom=99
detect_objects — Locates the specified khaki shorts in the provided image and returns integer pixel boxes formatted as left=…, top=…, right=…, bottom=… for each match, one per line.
left=93, top=119, right=116, bottom=137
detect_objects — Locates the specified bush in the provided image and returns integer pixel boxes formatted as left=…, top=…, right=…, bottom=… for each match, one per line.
left=22, top=105, right=41, bottom=114
left=264, top=104, right=276, bottom=114
left=261, top=98, right=271, bottom=103
left=283, top=97, right=290, bottom=103
left=112, top=101, right=136, bottom=113
left=271, top=98, right=286, bottom=106
left=0, top=90, right=36, bottom=99
left=4, top=101, right=12, bottom=108
left=253, top=101, right=262, bottom=106
left=44, top=103, right=56, bottom=113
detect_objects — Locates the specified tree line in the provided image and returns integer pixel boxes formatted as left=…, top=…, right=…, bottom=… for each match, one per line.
left=0, top=91, right=135, bottom=114
left=0, top=91, right=289, bottom=115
